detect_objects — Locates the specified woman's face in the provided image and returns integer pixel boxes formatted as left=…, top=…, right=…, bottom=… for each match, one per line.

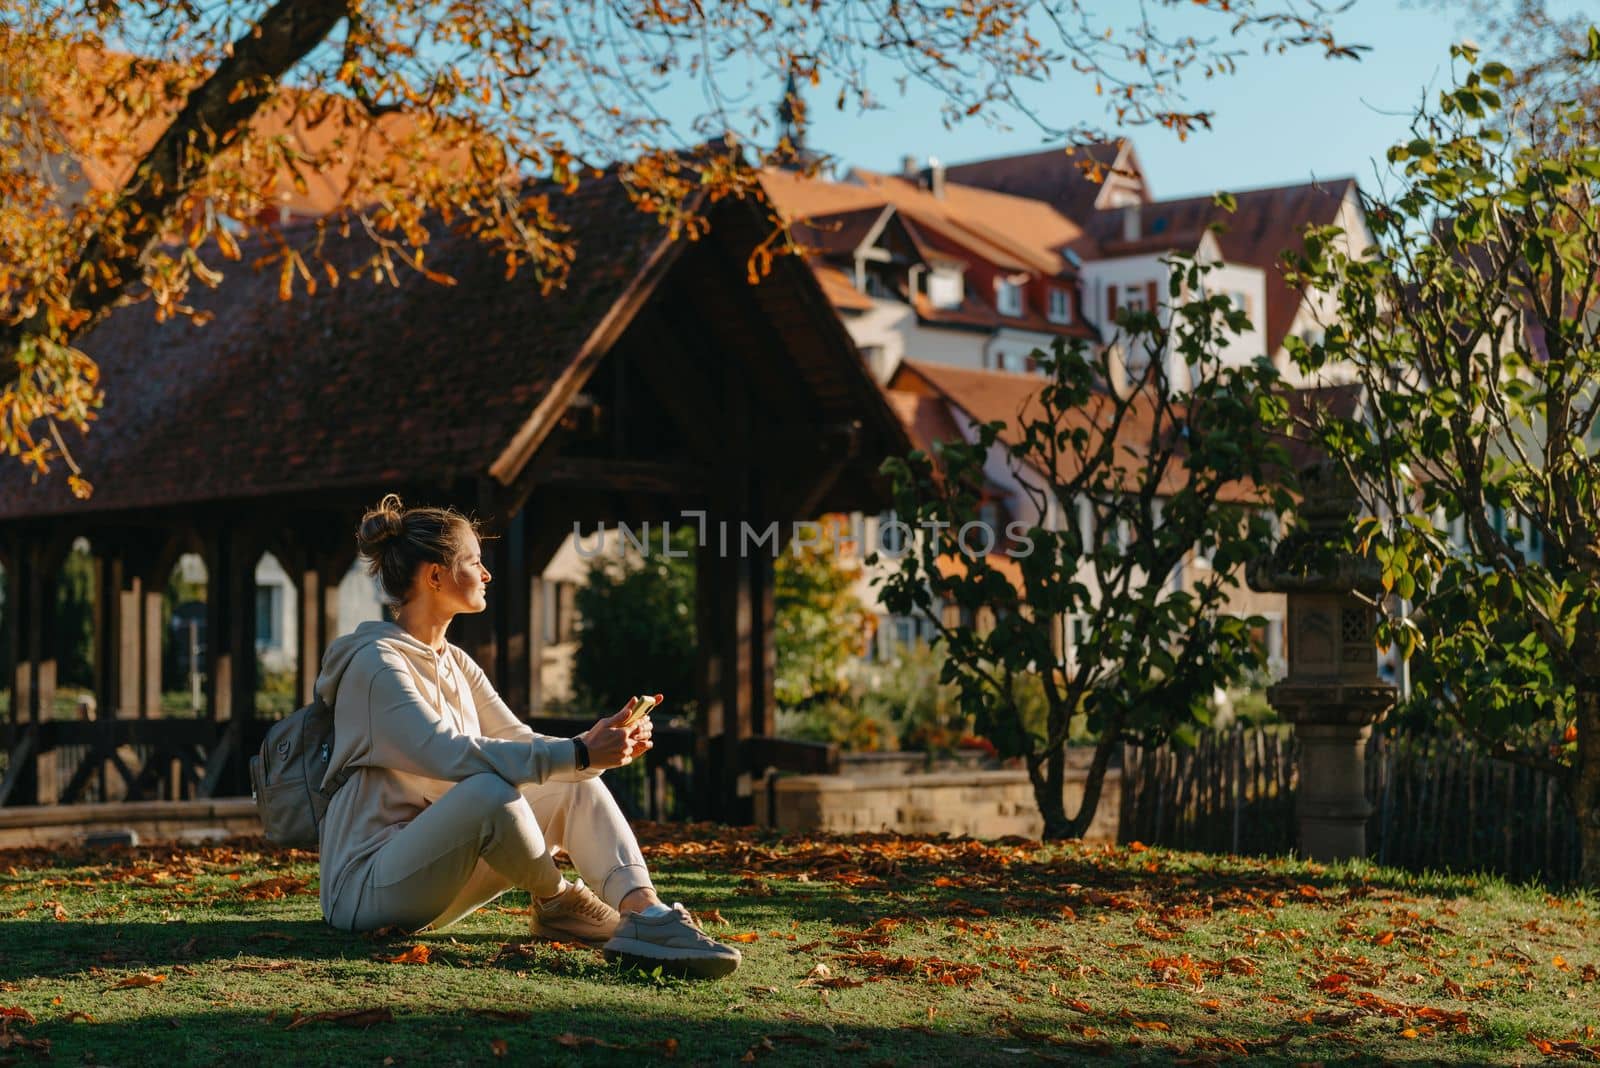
left=428, top=531, right=491, bottom=614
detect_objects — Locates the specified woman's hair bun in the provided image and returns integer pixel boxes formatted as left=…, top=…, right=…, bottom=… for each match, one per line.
left=357, top=493, right=407, bottom=555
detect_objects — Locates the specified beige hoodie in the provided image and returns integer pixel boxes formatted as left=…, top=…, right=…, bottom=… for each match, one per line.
left=313, top=620, right=588, bottom=928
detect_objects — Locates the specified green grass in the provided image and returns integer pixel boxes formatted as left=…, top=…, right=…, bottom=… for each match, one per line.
left=0, top=827, right=1595, bottom=1065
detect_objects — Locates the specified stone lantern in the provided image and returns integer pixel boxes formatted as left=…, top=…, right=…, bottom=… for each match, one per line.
left=1247, top=460, right=1396, bottom=862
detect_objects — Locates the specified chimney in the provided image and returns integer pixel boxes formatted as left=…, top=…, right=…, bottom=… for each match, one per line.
left=928, top=156, right=946, bottom=199
left=901, top=154, right=920, bottom=178
left=1122, top=202, right=1141, bottom=243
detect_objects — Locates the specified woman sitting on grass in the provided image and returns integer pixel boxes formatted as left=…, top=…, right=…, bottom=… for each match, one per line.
left=313, top=494, right=740, bottom=979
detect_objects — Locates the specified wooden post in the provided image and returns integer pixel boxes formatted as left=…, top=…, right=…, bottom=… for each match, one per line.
left=141, top=579, right=162, bottom=718
left=204, top=529, right=233, bottom=724
left=529, top=575, right=545, bottom=716
left=694, top=536, right=724, bottom=821
left=499, top=510, right=531, bottom=714
left=296, top=560, right=322, bottom=707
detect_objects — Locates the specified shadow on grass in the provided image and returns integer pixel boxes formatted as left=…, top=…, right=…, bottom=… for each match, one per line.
left=4, top=1001, right=1470, bottom=1067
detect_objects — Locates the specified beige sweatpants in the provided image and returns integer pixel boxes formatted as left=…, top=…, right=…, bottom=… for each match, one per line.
left=342, top=773, right=654, bottom=933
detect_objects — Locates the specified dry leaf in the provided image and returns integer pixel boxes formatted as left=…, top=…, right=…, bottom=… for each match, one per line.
left=109, top=973, right=166, bottom=990
left=0, top=1006, right=37, bottom=1025
left=385, top=944, right=432, bottom=965
left=489, top=1038, right=508, bottom=1057
left=699, top=908, right=728, bottom=926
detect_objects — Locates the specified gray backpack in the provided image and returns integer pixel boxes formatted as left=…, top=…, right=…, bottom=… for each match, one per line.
left=249, top=695, right=353, bottom=848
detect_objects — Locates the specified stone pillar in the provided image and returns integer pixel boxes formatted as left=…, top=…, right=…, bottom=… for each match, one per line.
left=1247, top=461, right=1396, bottom=863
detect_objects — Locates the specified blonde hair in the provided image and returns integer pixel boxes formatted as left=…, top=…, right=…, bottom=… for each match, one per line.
left=356, top=494, right=479, bottom=605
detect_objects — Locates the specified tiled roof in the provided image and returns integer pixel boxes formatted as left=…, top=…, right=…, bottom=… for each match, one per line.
left=760, top=168, right=1097, bottom=338
left=0, top=172, right=909, bottom=519
left=1087, top=179, right=1358, bottom=355
left=888, top=360, right=1271, bottom=504
left=942, top=141, right=1135, bottom=222
left=884, top=388, right=965, bottom=456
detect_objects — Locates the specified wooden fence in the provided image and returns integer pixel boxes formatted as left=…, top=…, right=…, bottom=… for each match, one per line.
left=1120, top=727, right=1582, bottom=885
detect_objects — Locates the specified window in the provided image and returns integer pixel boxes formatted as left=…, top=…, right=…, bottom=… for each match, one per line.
left=994, top=349, right=1029, bottom=373
left=1048, top=288, right=1071, bottom=323
left=1122, top=290, right=1147, bottom=315
left=995, top=278, right=1024, bottom=316
left=255, top=585, right=281, bottom=649
left=928, top=268, right=963, bottom=309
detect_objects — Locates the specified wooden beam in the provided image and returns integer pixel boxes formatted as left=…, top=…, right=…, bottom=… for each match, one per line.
left=488, top=220, right=697, bottom=485
left=618, top=312, right=725, bottom=463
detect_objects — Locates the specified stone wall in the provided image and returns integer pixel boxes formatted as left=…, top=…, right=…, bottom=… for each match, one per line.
left=754, top=768, right=1121, bottom=841
left=0, top=799, right=262, bottom=849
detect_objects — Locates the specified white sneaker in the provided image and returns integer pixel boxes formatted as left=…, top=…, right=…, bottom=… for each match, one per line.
left=603, top=904, right=743, bottom=979
left=530, top=879, right=620, bottom=945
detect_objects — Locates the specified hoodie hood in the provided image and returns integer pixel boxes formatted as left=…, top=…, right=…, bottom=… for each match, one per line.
left=315, top=620, right=441, bottom=707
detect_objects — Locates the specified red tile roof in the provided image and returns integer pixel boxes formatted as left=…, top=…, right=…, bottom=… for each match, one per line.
left=761, top=168, right=1097, bottom=338
left=942, top=141, right=1138, bottom=222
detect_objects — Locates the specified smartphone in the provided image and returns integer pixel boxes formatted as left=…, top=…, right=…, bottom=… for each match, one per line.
left=623, top=694, right=658, bottom=728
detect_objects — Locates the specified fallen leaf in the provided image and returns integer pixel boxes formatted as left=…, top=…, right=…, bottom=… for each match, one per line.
left=285, top=1008, right=393, bottom=1030
left=0, top=1006, right=37, bottom=1025
left=489, top=1038, right=508, bottom=1057
left=108, top=973, right=166, bottom=990
left=61, top=1011, right=95, bottom=1024
left=700, top=909, right=728, bottom=926
left=555, top=1032, right=620, bottom=1049
left=384, top=944, right=432, bottom=965
left=727, top=932, right=760, bottom=944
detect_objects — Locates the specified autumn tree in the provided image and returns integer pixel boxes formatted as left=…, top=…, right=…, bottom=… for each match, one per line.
left=875, top=260, right=1291, bottom=840
left=0, top=0, right=1363, bottom=492
left=1287, top=33, right=1600, bottom=880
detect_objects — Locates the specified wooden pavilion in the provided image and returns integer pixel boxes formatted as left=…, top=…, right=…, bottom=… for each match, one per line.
left=0, top=173, right=910, bottom=821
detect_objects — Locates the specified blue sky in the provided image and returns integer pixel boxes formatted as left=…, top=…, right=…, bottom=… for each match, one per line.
left=647, top=3, right=1526, bottom=201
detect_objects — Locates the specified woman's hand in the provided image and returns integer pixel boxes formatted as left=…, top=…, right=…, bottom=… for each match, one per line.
left=576, top=695, right=659, bottom=770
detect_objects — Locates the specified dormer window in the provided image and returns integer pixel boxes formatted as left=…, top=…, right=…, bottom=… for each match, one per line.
left=1047, top=288, right=1071, bottom=324
left=995, top=278, right=1024, bottom=316
left=927, top=267, right=964, bottom=309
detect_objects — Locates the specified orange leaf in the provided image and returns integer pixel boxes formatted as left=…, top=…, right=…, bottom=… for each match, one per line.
left=1, top=1006, right=37, bottom=1025
left=1132, top=1020, right=1170, bottom=1032
left=1553, top=955, right=1570, bottom=971
left=489, top=1039, right=508, bottom=1058
left=1372, top=930, right=1396, bottom=946
left=727, top=932, right=760, bottom=944
left=1401, top=1028, right=1420, bottom=1039
left=385, top=945, right=432, bottom=965
left=699, top=908, right=727, bottom=926
left=109, top=973, right=166, bottom=990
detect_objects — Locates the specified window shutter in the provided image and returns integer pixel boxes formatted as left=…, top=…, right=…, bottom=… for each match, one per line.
left=1106, top=284, right=1118, bottom=321
left=1145, top=280, right=1158, bottom=311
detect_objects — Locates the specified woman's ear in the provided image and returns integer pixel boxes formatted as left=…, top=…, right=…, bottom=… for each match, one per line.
left=429, top=564, right=442, bottom=591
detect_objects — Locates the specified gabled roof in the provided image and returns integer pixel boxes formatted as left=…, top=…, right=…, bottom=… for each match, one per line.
left=1088, top=178, right=1359, bottom=355
left=942, top=140, right=1143, bottom=221
left=0, top=170, right=909, bottom=518
left=762, top=166, right=1094, bottom=276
